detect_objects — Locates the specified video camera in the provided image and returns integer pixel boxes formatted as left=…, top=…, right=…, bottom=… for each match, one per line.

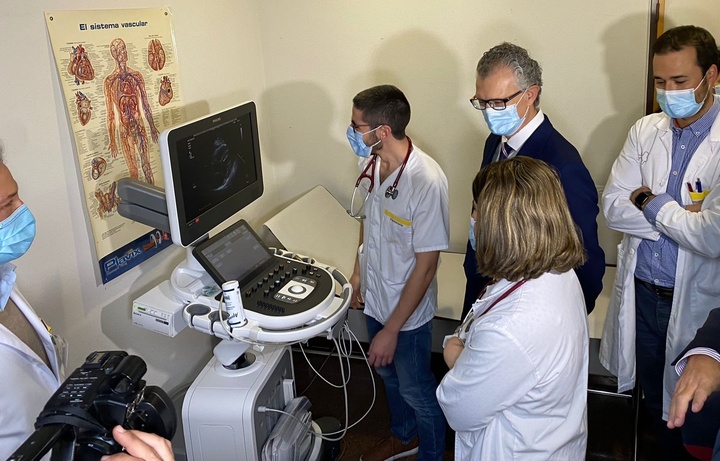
left=8, top=350, right=176, bottom=461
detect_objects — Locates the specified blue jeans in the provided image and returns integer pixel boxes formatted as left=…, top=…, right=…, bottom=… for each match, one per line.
left=366, top=315, right=446, bottom=461
left=635, top=278, right=692, bottom=460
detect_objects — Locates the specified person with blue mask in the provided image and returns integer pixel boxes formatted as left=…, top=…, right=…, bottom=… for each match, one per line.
left=462, top=42, right=605, bottom=320
left=346, top=85, right=449, bottom=461
left=602, top=25, right=720, bottom=461
left=0, top=149, right=66, bottom=460
left=440, top=157, right=589, bottom=460
left=0, top=147, right=172, bottom=461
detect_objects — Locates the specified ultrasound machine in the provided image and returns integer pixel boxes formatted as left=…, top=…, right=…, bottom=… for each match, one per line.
left=118, top=101, right=353, bottom=461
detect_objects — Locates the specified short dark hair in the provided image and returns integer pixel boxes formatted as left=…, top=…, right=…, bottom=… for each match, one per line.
left=653, top=25, right=719, bottom=75
left=472, top=157, right=586, bottom=281
left=352, top=85, right=410, bottom=140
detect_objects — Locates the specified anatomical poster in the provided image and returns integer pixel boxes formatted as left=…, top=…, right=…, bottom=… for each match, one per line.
left=45, top=8, right=186, bottom=283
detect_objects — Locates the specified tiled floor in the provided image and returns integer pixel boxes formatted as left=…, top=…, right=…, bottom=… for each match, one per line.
left=293, top=347, right=672, bottom=461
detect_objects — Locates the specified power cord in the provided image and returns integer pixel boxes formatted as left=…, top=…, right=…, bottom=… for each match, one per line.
left=295, top=322, right=377, bottom=441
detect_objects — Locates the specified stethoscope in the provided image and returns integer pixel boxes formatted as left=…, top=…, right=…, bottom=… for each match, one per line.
left=347, top=137, right=413, bottom=219
left=454, top=279, right=527, bottom=343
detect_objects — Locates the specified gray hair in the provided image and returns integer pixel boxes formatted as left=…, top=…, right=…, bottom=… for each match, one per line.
left=476, top=42, right=543, bottom=108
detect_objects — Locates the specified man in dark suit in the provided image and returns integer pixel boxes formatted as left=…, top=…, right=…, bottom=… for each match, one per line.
left=463, top=42, right=605, bottom=318
left=668, top=307, right=720, bottom=461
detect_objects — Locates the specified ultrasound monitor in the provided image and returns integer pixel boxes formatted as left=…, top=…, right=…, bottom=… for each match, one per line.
left=159, top=101, right=264, bottom=247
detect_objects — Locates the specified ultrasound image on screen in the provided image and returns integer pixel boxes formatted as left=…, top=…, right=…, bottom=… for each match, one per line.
left=198, top=224, right=272, bottom=283
left=176, top=113, right=258, bottom=225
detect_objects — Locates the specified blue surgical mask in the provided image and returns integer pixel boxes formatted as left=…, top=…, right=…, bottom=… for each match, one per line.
left=482, top=90, right=529, bottom=137
left=715, top=86, right=720, bottom=95
left=656, top=75, right=708, bottom=119
left=468, top=216, right=477, bottom=251
left=346, top=125, right=381, bottom=158
left=0, top=204, right=36, bottom=266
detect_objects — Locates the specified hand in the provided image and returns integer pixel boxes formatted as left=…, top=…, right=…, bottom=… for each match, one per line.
left=685, top=203, right=702, bottom=212
left=101, top=426, right=174, bottom=461
left=349, top=272, right=364, bottom=309
left=630, top=186, right=654, bottom=210
left=367, top=327, right=398, bottom=367
left=443, top=336, right=464, bottom=369
left=109, top=141, right=118, bottom=158
left=667, top=355, right=720, bottom=429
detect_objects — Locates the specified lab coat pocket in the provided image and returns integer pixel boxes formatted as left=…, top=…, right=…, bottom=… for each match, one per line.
left=381, top=210, right=414, bottom=283
left=613, top=242, right=632, bottom=295
left=608, top=239, right=637, bottom=338
left=694, top=258, right=720, bottom=296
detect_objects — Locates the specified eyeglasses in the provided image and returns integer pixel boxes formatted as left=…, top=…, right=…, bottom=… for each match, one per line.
left=350, top=122, right=374, bottom=133
left=470, top=89, right=524, bottom=111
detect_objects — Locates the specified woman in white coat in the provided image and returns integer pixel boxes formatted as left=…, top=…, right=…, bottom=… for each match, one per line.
left=437, top=157, right=589, bottom=460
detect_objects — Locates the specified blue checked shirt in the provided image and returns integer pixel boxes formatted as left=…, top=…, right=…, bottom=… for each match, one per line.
left=635, top=100, right=720, bottom=287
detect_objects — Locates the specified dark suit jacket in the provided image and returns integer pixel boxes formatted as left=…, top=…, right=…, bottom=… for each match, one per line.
left=675, top=308, right=720, bottom=361
left=673, top=308, right=720, bottom=460
left=463, top=116, right=605, bottom=317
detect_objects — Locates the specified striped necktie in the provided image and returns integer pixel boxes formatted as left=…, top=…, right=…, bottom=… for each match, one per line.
left=501, top=142, right=513, bottom=159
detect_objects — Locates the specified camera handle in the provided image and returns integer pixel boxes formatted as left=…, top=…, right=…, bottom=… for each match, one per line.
left=7, top=423, right=75, bottom=461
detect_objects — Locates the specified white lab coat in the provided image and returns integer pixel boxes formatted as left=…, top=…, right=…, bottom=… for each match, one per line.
left=0, top=288, right=62, bottom=459
left=437, top=272, right=588, bottom=461
left=358, top=144, right=450, bottom=330
left=600, top=102, right=720, bottom=418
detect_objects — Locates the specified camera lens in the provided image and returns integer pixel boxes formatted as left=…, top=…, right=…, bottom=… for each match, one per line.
left=108, top=355, right=146, bottom=393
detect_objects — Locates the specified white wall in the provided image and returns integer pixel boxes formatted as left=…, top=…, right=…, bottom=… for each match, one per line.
left=254, top=0, right=650, bottom=258
left=664, top=1, right=720, bottom=42
left=8, top=0, right=713, bottom=397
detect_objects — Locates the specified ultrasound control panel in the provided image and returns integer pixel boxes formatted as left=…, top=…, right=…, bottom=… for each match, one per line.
left=192, top=219, right=334, bottom=318
left=237, top=255, right=333, bottom=317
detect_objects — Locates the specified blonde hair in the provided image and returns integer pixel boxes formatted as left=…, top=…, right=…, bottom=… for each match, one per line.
left=473, top=157, right=586, bottom=281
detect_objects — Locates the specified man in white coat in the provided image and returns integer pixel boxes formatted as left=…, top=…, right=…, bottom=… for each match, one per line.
left=601, top=25, right=720, bottom=460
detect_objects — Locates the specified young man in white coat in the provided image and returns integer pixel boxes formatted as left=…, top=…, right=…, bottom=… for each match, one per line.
left=347, top=85, right=449, bottom=461
left=601, top=25, right=720, bottom=460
